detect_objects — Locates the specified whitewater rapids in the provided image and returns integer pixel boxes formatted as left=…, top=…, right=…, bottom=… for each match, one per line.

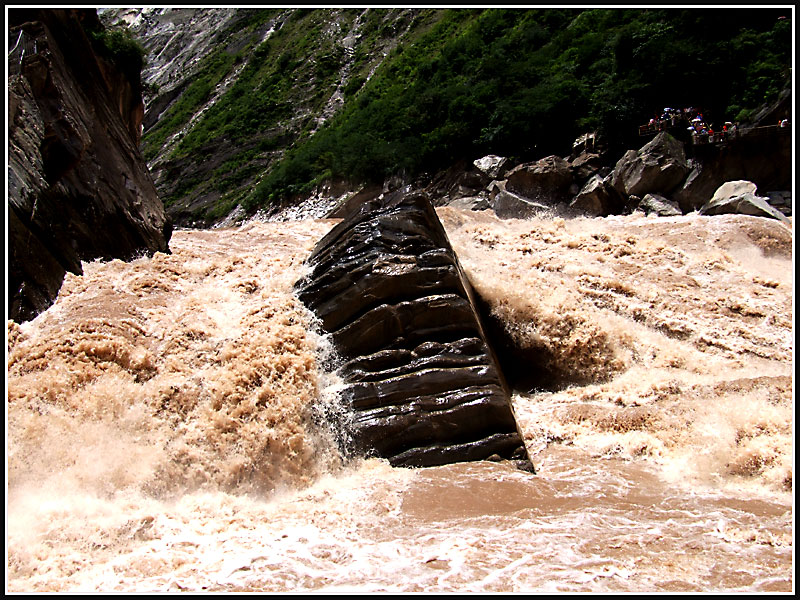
left=6, top=208, right=793, bottom=592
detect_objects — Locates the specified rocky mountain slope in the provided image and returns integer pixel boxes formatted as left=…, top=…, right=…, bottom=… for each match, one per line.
left=8, top=8, right=172, bottom=322
left=101, top=7, right=791, bottom=228
left=102, top=7, right=438, bottom=226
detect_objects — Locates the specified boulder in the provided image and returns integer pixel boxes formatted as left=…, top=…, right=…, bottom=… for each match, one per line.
left=295, top=191, right=533, bottom=471
left=709, top=180, right=758, bottom=203
left=699, top=185, right=790, bottom=223
left=489, top=180, right=552, bottom=219
left=611, top=131, right=691, bottom=199
left=8, top=9, right=171, bottom=322
left=569, top=174, right=617, bottom=217
left=568, top=151, right=604, bottom=181
left=473, top=154, right=510, bottom=180
left=671, top=164, right=713, bottom=213
left=571, top=132, right=597, bottom=157
left=422, top=159, right=490, bottom=206
left=505, top=155, right=574, bottom=204
left=639, top=193, right=682, bottom=217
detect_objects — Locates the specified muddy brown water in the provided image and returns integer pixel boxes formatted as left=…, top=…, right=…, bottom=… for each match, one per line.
left=6, top=211, right=793, bottom=592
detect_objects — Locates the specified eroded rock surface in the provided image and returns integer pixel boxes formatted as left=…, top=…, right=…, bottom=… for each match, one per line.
left=295, top=192, right=533, bottom=470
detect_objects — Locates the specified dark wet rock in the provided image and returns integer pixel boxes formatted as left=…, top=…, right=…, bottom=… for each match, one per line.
left=568, top=150, right=604, bottom=182
left=421, top=159, right=492, bottom=207
left=569, top=174, right=621, bottom=217
left=764, top=190, right=792, bottom=216
left=295, top=191, right=533, bottom=471
left=325, top=183, right=384, bottom=219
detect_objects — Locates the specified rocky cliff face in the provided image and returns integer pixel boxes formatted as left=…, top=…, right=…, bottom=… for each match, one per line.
left=102, top=8, right=247, bottom=142
left=8, top=8, right=172, bottom=323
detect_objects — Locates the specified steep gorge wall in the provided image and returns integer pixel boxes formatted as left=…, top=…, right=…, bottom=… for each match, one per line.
left=8, top=9, right=172, bottom=322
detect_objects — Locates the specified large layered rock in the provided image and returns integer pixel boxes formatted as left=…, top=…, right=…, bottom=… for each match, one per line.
left=295, top=192, right=533, bottom=471
left=488, top=180, right=552, bottom=219
left=8, top=9, right=171, bottom=322
left=480, top=156, right=578, bottom=219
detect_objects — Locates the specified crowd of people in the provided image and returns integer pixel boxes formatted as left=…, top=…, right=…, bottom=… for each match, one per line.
left=642, top=107, right=691, bottom=132
left=687, top=114, right=738, bottom=145
left=639, top=106, right=738, bottom=145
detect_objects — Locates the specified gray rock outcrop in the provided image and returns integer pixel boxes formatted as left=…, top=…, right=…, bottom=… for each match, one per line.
left=8, top=9, right=171, bottom=322
left=473, top=154, right=510, bottom=180
left=488, top=180, right=552, bottom=219
left=295, top=192, right=533, bottom=471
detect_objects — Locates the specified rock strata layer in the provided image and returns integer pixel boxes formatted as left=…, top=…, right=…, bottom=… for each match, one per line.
left=295, top=192, right=533, bottom=471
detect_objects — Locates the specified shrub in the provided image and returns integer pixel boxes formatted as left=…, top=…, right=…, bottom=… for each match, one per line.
left=88, top=23, right=146, bottom=82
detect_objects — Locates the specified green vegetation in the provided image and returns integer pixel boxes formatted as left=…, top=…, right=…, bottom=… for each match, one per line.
left=241, top=8, right=791, bottom=212
left=86, top=21, right=146, bottom=83
left=140, top=8, right=791, bottom=220
left=140, top=10, right=286, bottom=163
left=143, top=8, right=436, bottom=217
left=141, top=49, right=238, bottom=163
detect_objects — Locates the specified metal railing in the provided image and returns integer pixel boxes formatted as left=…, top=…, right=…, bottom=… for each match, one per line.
left=8, top=28, right=42, bottom=76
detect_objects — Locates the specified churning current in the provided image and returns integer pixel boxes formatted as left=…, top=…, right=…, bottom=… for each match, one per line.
left=6, top=208, right=793, bottom=592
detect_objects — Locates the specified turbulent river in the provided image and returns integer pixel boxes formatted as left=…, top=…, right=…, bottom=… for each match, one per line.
left=6, top=207, right=793, bottom=592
